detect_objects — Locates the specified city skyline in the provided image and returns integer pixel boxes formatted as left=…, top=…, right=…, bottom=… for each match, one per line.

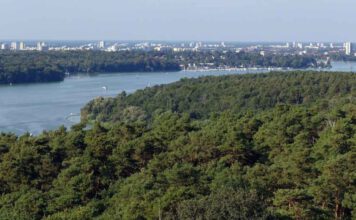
left=1, top=40, right=354, bottom=57
left=0, top=0, right=355, bottom=42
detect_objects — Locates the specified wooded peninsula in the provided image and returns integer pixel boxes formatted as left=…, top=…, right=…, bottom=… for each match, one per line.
left=0, top=50, right=324, bottom=84
left=0, top=71, right=354, bottom=219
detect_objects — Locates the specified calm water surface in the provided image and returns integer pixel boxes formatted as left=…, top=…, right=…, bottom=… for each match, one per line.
left=0, top=61, right=355, bottom=135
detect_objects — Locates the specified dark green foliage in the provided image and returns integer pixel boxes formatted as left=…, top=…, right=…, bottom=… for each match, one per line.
left=0, top=50, right=319, bottom=84
left=0, top=72, right=355, bottom=219
left=178, top=50, right=320, bottom=69
left=176, top=188, right=268, bottom=220
left=0, top=51, right=180, bottom=84
left=82, top=71, right=356, bottom=123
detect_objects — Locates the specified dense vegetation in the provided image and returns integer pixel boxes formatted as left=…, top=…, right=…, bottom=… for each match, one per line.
left=177, top=51, right=322, bottom=69
left=0, top=50, right=321, bottom=84
left=331, top=54, right=356, bottom=62
left=0, top=51, right=180, bottom=84
left=0, top=71, right=355, bottom=219
left=82, top=71, right=355, bottom=122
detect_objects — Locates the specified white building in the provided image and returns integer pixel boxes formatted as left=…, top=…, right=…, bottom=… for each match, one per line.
left=37, top=42, right=43, bottom=51
left=19, top=42, right=26, bottom=50
left=344, top=42, right=352, bottom=55
left=99, top=41, right=105, bottom=49
left=37, top=42, right=48, bottom=51
left=107, top=44, right=119, bottom=52
left=1, top=43, right=9, bottom=50
left=10, top=42, right=18, bottom=50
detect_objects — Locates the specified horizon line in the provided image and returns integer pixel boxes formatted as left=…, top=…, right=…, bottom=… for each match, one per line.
left=0, top=39, right=353, bottom=43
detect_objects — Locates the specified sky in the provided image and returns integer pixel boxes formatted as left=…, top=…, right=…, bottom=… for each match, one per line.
left=0, top=0, right=355, bottom=42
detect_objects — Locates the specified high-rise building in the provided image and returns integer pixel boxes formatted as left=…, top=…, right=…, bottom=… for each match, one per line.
left=37, top=42, right=43, bottom=51
left=99, top=41, right=105, bottom=49
left=195, top=42, right=202, bottom=48
left=10, top=42, right=18, bottom=50
left=0, top=43, right=9, bottom=50
left=344, top=42, right=352, bottom=55
left=19, top=42, right=26, bottom=50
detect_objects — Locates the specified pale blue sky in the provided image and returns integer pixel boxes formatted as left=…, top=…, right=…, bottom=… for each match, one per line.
left=0, top=0, right=355, bottom=41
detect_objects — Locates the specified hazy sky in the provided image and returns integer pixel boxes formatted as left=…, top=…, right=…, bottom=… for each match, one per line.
left=0, top=0, right=355, bottom=41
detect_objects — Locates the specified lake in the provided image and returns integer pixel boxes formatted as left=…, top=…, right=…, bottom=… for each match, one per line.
left=1, top=61, right=355, bottom=135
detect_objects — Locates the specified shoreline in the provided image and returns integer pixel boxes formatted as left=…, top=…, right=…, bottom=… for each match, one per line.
left=182, top=67, right=287, bottom=72
left=2, top=62, right=354, bottom=87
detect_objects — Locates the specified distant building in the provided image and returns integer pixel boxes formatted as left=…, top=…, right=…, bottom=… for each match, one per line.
left=107, top=44, right=119, bottom=52
left=37, top=42, right=48, bottom=51
left=19, top=42, right=26, bottom=50
left=1, top=43, right=9, bottom=50
left=37, top=42, right=43, bottom=51
left=344, top=42, right=352, bottom=55
left=195, top=42, right=202, bottom=48
left=154, top=46, right=172, bottom=52
left=10, top=42, right=18, bottom=50
left=99, top=41, right=105, bottom=49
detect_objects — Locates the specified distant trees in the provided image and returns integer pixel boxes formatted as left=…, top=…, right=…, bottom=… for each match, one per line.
left=0, top=50, right=322, bottom=84
left=177, top=50, right=320, bottom=69
left=331, top=53, right=356, bottom=62
left=0, top=51, right=181, bottom=84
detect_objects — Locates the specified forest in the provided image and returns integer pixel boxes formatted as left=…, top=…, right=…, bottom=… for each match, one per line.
left=0, top=71, right=355, bottom=219
left=331, top=54, right=356, bottom=62
left=0, top=50, right=321, bottom=84
left=176, top=51, right=322, bottom=70
left=0, top=51, right=181, bottom=84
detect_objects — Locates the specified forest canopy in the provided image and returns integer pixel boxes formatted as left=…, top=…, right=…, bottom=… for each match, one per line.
left=0, top=51, right=180, bottom=84
left=0, top=50, right=321, bottom=84
left=0, top=71, right=355, bottom=219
